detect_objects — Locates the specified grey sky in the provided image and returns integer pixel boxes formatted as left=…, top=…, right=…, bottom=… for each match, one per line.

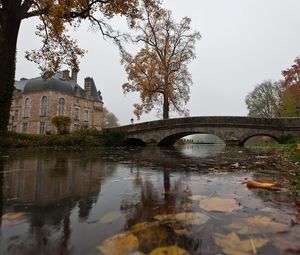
left=16, top=0, right=300, bottom=125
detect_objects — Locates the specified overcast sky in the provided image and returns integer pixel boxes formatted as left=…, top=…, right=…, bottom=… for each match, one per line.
left=15, top=0, right=300, bottom=125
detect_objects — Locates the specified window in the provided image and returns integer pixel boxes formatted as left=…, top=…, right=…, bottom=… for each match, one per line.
left=22, top=123, right=28, bottom=133
left=24, top=98, right=30, bottom=117
left=73, top=124, right=80, bottom=131
left=59, top=98, right=65, bottom=115
left=15, top=110, right=19, bottom=121
left=41, top=96, right=47, bottom=116
left=74, top=108, right=80, bottom=120
left=83, top=110, right=89, bottom=122
left=39, top=122, right=46, bottom=134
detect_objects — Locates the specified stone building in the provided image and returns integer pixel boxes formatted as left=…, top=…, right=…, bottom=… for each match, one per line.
left=9, top=69, right=103, bottom=134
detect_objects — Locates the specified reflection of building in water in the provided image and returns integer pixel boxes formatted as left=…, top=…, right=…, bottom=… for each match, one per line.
left=3, top=152, right=109, bottom=208
left=1, top=152, right=117, bottom=255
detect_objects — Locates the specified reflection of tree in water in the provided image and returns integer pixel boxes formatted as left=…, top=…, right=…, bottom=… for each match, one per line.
left=120, top=162, right=201, bottom=253
left=1, top=149, right=117, bottom=255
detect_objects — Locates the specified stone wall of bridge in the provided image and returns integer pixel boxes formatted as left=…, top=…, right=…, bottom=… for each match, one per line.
left=107, top=116, right=300, bottom=146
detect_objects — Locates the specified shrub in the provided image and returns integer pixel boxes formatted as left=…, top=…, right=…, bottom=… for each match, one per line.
left=51, top=116, right=71, bottom=135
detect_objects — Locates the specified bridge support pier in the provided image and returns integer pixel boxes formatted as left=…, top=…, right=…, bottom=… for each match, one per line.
left=225, top=138, right=241, bottom=147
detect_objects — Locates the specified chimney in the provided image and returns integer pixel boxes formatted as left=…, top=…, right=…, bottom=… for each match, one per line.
left=71, top=68, right=78, bottom=83
left=62, top=70, right=70, bottom=80
left=84, top=77, right=92, bottom=97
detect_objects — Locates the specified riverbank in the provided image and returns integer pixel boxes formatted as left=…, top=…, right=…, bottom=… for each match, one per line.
left=0, top=129, right=124, bottom=148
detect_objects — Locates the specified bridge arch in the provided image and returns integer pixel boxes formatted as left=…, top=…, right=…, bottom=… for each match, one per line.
left=158, top=132, right=225, bottom=147
left=241, top=134, right=280, bottom=147
left=123, top=138, right=146, bottom=147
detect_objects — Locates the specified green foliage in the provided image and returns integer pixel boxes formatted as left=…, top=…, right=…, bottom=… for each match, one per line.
left=245, top=80, right=283, bottom=118
left=0, top=129, right=125, bottom=148
left=51, top=116, right=71, bottom=135
left=289, top=171, right=300, bottom=199
left=101, top=129, right=124, bottom=147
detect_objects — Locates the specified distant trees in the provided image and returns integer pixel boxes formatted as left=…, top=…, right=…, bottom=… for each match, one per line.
left=245, top=81, right=283, bottom=118
left=121, top=1, right=201, bottom=119
left=102, top=107, right=119, bottom=128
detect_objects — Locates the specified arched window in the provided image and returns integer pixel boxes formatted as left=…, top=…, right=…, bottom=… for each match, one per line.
left=59, top=98, right=65, bottom=115
left=24, top=98, right=30, bottom=117
left=41, top=96, right=47, bottom=116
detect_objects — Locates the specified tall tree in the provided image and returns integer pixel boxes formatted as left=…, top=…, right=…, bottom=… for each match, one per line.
left=245, top=80, right=283, bottom=118
left=0, top=0, right=159, bottom=136
left=102, top=107, right=119, bottom=128
left=121, top=2, right=200, bottom=119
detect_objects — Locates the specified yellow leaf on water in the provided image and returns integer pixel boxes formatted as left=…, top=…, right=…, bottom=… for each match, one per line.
left=214, top=232, right=268, bottom=255
left=149, top=245, right=190, bottom=255
left=97, top=232, right=139, bottom=255
left=229, top=216, right=290, bottom=235
left=199, top=197, right=242, bottom=213
left=188, top=195, right=208, bottom=201
left=99, top=211, right=121, bottom=224
left=154, top=212, right=209, bottom=225
left=2, top=212, right=25, bottom=222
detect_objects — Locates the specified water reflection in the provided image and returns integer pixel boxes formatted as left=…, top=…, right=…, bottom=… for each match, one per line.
left=0, top=146, right=298, bottom=255
left=177, top=144, right=225, bottom=158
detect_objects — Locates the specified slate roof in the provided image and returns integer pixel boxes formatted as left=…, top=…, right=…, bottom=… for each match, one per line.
left=22, top=77, right=74, bottom=95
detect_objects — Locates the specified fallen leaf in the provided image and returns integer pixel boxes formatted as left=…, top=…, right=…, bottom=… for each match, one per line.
left=174, top=228, right=189, bottom=236
left=97, top=232, right=139, bottom=255
left=100, top=211, right=122, bottom=224
left=273, top=225, right=300, bottom=252
left=214, top=232, right=268, bottom=255
left=2, top=212, right=25, bottom=222
left=154, top=212, right=209, bottom=225
left=228, top=216, right=290, bottom=235
left=149, top=245, right=189, bottom=255
left=188, top=195, right=208, bottom=201
left=199, top=197, right=242, bottom=213
left=242, top=180, right=278, bottom=190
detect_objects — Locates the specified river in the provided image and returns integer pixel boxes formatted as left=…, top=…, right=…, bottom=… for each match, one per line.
left=0, top=145, right=299, bottom=255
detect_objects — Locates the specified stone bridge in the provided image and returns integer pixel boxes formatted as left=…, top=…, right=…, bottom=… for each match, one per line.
left=107, top=116, right=300, bottom=146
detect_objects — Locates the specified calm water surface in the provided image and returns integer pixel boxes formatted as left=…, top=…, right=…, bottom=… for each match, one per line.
left=0, top=145, right=299, bottom=255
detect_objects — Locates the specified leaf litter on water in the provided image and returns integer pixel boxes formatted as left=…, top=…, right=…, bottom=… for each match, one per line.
left=149, top=245, right=190, bottom=255
left=99, top=211, right=122, bottom=224
left=228, top=215, right=290, bottom=235
left=214, top=232, right=268, bottom=255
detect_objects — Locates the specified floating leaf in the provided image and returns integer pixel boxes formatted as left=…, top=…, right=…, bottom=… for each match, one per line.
left=242, top=180, right=277, bottom=190
left=174, top=228, right=189, bottom=236
left=228, top=216, right=290, bottom=235
left=154, top=212, right=209, bottom=225
left=199, top=197, right=242, bottom=213
left=214, top=232, right=268, bottom=255
left=2, top=212, right=25, bottom=222
left=100, top=211, right=121, bottom=224
left=97, top=232, right=139, bottom=255
left=273, top=225, right=300, bottom=252
left=131, top=221, right=159, bottom=233
left=188, top=195, right=208, bottom=201
left=149, top=245, right=190, bottom=255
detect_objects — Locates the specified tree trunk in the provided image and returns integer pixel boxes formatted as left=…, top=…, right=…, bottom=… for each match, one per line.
left=0, top=6, right=21, bottom=136
left=163, top=93, right=169, bottom=119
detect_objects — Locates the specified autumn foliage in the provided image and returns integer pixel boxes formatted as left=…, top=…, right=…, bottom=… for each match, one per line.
left=282, top=56, right=300, bottom=88
left=0, top=0, right=159, bottom=135
left=121, top=1, right=200, bottom=119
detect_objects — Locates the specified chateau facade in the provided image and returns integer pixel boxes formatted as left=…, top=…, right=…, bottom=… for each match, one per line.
left=9, top=70, right=103, bottom=134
